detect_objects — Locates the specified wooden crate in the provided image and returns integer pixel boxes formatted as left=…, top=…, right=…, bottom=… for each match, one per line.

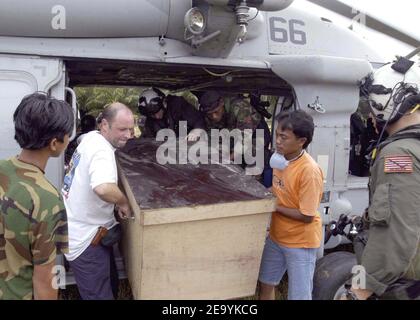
left=117, top=139, right=274, bottom=299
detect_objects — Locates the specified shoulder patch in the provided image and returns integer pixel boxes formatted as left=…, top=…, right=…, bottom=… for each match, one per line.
left=384, top=155, right=413, bottom=173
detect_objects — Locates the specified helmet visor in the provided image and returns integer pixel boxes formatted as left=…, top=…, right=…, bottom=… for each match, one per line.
left=138, top=96, right=163, bottom=116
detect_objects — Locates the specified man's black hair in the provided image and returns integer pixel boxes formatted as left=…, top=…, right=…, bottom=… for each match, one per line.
left=13, top=92, right=74, bottom=150
left=199, top=91, right=222, bottom=113
left=275, top=110, right=314, bottom=149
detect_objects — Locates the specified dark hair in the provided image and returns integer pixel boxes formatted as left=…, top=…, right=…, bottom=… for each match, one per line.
left=199, top=91, right=222, bottom=113
left=80, top=114, right=96, bottom=133
left=275, top=110, right=314, bottom=149
left=13, top=92, right=74, bottom=150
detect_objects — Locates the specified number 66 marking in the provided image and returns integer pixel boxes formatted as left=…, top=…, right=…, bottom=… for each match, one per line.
left=269, top=17, right=307, bottom=45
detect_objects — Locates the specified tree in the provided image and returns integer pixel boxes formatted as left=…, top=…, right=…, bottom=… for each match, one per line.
left=75, top=86, right=141, bottom=117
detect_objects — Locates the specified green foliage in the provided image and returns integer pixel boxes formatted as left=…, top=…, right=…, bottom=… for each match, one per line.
left=74, top=86, right=141, bottom=117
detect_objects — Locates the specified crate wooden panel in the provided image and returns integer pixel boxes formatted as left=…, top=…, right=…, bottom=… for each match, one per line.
left=117, top=139, right=274, bottom=299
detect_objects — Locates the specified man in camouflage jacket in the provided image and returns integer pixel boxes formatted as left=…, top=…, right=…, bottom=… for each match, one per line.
left=0, top=93, right=73, bottom=300
left=198, top=91, right=271, bottom=178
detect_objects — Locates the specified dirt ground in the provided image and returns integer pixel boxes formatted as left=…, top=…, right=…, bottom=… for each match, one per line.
left=59, top=279, right=133, bottom=300
left=59, top=277, right=288, bottom=300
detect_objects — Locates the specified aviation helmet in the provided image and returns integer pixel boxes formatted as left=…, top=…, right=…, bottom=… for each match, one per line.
left=138, top=87, right=166, bottom=116
left=360, top=57, right=420, bottom=125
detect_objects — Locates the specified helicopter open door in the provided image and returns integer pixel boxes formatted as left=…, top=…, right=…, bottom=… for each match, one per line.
left=0, top=55, right=75, bottom=189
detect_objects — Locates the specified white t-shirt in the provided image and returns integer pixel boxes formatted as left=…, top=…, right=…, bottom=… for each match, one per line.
left=76, top=132, right=88, bottom=145
left=62, top=131, right=118, bottom=261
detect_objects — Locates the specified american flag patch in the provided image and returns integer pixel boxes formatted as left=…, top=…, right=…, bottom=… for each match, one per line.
left=384, top=155, right=413, bottom=173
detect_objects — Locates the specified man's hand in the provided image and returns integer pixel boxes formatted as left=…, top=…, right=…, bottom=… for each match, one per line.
left=117, top=201, right=133, bottom=220
left=33, top=261, right=58, bottom=300
left=340, top=287, right=374, bottom=300
left=94, top=183, right=134, bottom=219
left=186, top=128, right=202, bottom=142
left=351, top=287, right=373, bottom=300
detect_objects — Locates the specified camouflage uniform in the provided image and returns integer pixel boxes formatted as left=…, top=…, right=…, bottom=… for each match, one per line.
left=361, top=125, right=420, bottom=300
left=205, top=97, right=261, bottom=131
left=211, top=97, right=269, bottom=157
left=206, top=97, right=271, bottom=180
left=0, top=157, right=68, bottom=300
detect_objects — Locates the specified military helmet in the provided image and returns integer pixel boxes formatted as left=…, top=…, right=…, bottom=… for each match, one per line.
left=138, top=87, right=166, bottom=116
left=360, top=57, right=420, bottom=125
left=199, top=91, right=222, bottom=113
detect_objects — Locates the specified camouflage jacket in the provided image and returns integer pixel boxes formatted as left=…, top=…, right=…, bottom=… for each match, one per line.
left=205, top=97, right=271, bottom=175
left=205, top=97, right=262, bottom=132
left=0, top=158, right=68, bottom=300
left=361, top=125, right=420, bottom=297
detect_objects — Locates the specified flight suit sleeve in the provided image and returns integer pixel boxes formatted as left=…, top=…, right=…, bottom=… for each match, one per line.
left=361, top=145, right=420, bottom=296
left=139, top=117, right=156, bottom=138
left=168, top=95, right=206, bottom=130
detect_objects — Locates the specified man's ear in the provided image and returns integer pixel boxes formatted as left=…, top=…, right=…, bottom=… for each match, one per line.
left=299, top=137, right=307, bottom=148
left=102, top=119, right=111, bottom=130
left=49, top=138, right=59, bottom=152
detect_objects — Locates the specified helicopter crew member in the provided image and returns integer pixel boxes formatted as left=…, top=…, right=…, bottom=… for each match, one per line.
left=138, top=87, right=205, bottom=141
left=349, top=57, right=420, bottom=300
left=198, top=91, right=271, bottom=185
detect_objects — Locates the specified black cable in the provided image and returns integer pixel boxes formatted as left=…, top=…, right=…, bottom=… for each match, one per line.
left=248, top=9, right=259, bottom=22
left=369, top=77, right=407, bottom=166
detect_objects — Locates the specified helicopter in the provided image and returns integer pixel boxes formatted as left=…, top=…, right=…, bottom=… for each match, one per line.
left=0, top=0, right=419, bottom=299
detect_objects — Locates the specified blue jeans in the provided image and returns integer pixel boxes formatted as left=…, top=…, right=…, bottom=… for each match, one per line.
left=258, top=236, right=318, bottom=300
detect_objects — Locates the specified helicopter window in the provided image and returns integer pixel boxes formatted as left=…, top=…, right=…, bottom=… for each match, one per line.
left=280, top=95, right=295, bottom=112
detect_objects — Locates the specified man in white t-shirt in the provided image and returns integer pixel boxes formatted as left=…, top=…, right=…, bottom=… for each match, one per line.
left=62, top=102, right=134, bottom=300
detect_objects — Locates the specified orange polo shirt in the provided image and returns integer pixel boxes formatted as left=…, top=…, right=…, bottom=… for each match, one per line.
left=270, top=151, right=324, bottom=248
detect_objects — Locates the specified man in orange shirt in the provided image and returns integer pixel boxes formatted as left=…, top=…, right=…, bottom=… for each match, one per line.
left=258, top=110, right=323, bottom=300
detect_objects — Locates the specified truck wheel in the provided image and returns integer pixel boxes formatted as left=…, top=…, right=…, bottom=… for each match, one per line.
left=312, top=252, right=357, bottom=300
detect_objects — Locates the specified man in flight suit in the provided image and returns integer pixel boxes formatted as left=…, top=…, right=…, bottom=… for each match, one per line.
left=349, top=57, right=420, bottom=300
left=138, top=87, right=205, bottom=141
